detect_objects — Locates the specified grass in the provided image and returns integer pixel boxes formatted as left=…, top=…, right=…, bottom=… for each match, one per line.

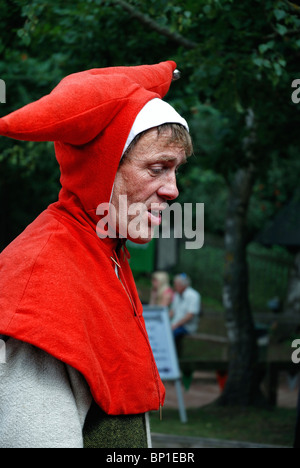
left=150, top=406, right=296, bottom=447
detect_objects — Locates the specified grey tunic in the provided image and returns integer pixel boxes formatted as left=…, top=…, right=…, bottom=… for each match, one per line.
left=0, top=337, right=92, bottom=448
left=0, top=337, right=152, bottom=448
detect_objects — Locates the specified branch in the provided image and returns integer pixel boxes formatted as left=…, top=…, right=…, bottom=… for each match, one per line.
left=109, top=0, right=198, bottom=50
left=285, top=0, right=300, bottom=16
left=264, top=28, right=300, bottom=40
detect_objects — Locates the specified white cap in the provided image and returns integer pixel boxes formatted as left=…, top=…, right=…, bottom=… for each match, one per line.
left=122, top=98, right=189, bottom=155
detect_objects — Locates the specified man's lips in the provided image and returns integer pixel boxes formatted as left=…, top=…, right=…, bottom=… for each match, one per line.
left=147, top=210, right=162, bottom=225
left=147, top=203, right=167, bottom=226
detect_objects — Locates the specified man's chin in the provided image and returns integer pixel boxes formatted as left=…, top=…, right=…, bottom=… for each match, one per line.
left=127, top=227, right=157, bottom=245
left=127, top=235, right=154, bottom=245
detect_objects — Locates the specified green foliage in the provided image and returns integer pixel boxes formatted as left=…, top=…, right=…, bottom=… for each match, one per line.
left=0, top=141, right=60, bottom=248
left=177, top=238, right=292, bottom=313
left=249, top=146, right=300, bottom=234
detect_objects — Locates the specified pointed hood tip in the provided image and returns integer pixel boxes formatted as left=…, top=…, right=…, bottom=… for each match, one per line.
left=0, top=61, right=177, bottom=145
left=0, top=118, right=8, bottom=136
left=0, top=61, right=177, bottom=144
left=0, top=60, right=184, bottom=219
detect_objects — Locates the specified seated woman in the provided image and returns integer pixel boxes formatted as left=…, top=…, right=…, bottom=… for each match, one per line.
left=149, top=271, right=174, bottom=308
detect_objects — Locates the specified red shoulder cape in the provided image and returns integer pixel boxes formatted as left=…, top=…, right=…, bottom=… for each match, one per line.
left=0, top=199, right=165, bottom=414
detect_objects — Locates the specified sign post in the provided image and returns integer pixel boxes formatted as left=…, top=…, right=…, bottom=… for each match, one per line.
left=143, top=305, right=187, bottom=423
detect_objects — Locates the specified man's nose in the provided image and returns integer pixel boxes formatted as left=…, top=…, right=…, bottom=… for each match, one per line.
left=157, top=172, right=179, bottom=201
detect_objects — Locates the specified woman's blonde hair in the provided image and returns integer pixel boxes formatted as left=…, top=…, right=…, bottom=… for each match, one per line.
left=152, top=271, right=172, bottom=305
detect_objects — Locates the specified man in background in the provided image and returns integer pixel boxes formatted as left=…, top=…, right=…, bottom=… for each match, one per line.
left=170, top=273, right=201, bottom=355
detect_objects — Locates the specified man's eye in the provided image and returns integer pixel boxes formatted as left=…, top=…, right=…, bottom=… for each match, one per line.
left=150, top=166, right=165, bottom=175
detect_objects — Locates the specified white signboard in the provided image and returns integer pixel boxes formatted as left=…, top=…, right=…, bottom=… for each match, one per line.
left=143, top=305, right=187, bottom=423
left=143, top=305, right=180, bottom=381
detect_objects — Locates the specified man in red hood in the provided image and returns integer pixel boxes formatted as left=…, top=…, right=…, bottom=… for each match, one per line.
left=0, top=61, right=192, bottom=448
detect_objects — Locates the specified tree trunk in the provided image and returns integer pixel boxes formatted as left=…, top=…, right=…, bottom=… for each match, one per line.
left=217, top=111, right=266, bottom=406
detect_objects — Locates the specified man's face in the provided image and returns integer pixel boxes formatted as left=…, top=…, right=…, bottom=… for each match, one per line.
left=174, top=279, right=186, bottom=294
left=110, top=127, right=187, bottom=244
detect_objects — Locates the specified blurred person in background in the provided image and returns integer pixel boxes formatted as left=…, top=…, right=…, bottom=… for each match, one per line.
left=170, top=273, right=201, bottom=355
left=149, top=271, right=173, bottom=308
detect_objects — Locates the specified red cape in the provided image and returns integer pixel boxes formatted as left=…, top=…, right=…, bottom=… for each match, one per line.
left=0, top=61, right=179, bottom=414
